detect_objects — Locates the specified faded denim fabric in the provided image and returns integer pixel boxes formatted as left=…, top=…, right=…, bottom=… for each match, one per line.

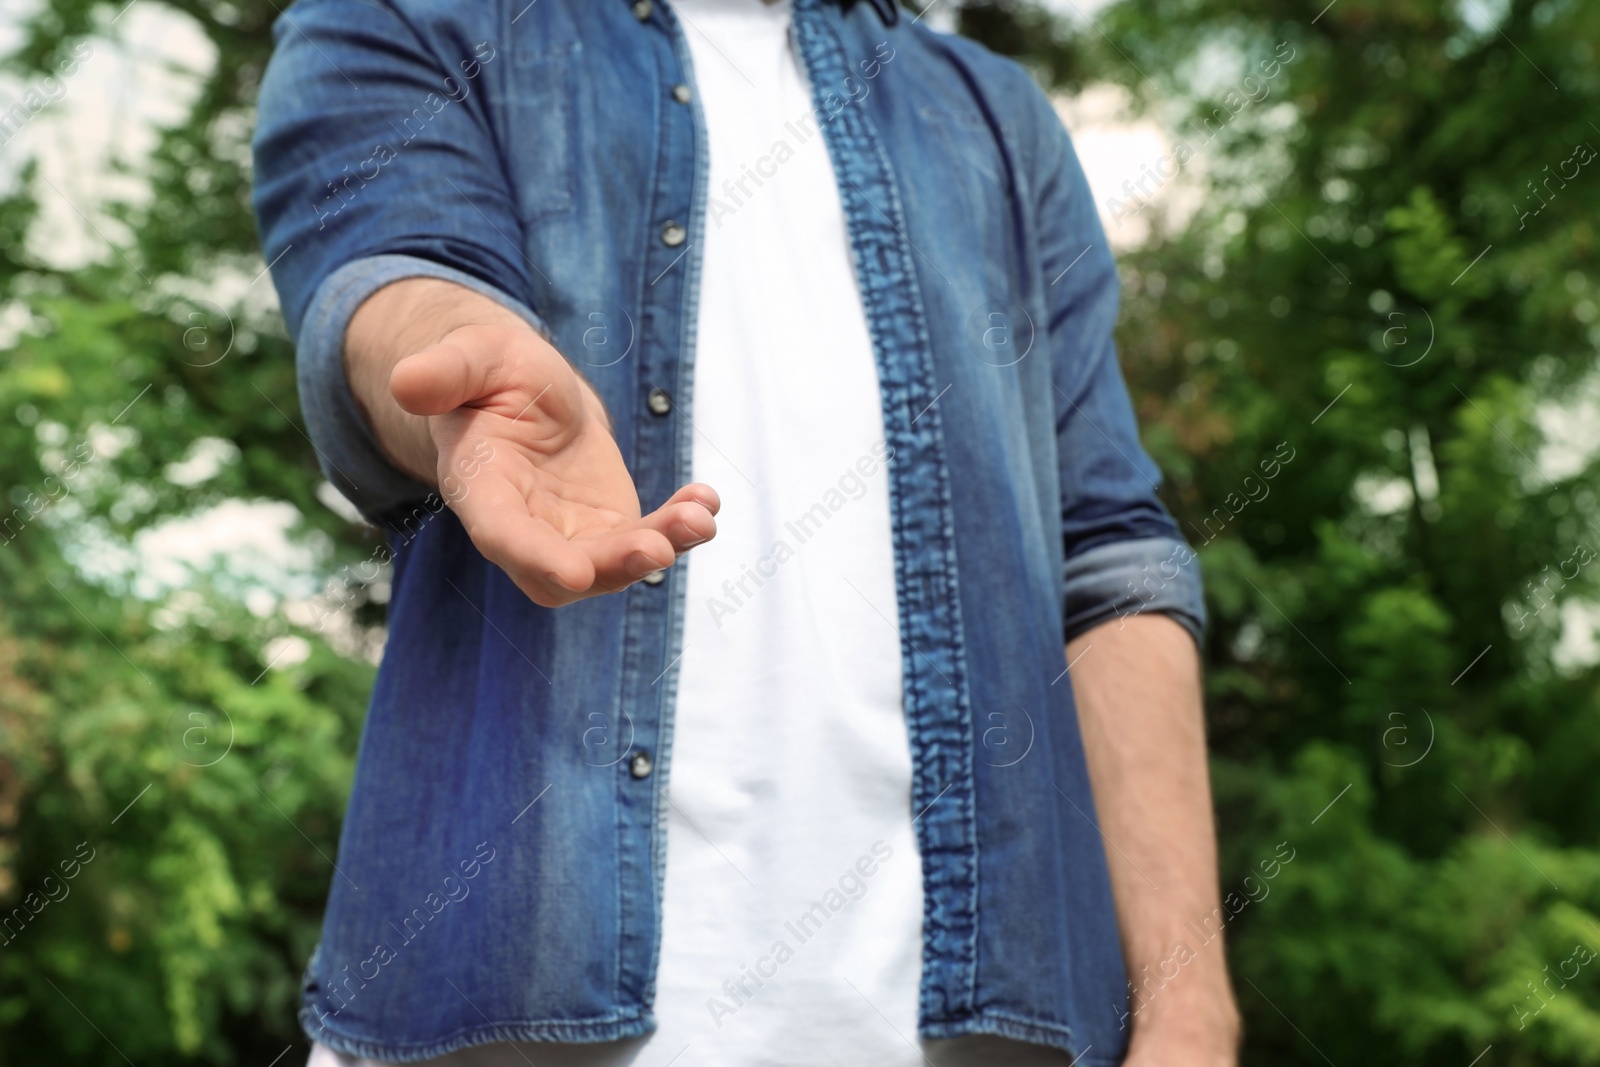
left=252, top=0, right=1206, bottom=1062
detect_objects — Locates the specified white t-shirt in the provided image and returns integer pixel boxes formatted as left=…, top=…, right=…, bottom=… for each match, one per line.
left=641, top=0, right=922, bottom=1062
left=311, top=3, right=1067, bottom=1064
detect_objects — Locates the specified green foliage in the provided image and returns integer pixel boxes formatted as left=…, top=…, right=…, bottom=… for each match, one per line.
left=1, top=0, right=1597, bottom=1062
left=1, top=3, right=382, bottom=1062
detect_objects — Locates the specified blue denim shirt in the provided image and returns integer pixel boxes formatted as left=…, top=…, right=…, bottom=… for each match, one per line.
left=253, top=0, right=1206, bottom=1061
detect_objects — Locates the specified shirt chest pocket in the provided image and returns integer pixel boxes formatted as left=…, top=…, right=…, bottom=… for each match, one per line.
left=507, top=41, right=580, bottom=220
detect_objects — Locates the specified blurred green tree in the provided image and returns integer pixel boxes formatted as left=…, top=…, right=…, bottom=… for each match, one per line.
left=0, top=3, right=379, bottom=1062
left=0, top=0, right=1596, bottom=1063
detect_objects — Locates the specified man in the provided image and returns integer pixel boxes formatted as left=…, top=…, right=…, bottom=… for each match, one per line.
left=252, top=0, right=1240, bottom=1064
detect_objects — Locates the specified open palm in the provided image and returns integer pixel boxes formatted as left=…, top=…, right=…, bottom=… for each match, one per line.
left=390, top=324, right=717, bottom=607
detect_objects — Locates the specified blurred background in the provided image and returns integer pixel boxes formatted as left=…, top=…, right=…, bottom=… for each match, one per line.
left=1, top=0, right=1597, bottom=1062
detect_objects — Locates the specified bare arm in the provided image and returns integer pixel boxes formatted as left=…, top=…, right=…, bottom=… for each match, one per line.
left=343, top=277, right=718, bottom=606
left=1069, top=613, right=1241, bottom=1064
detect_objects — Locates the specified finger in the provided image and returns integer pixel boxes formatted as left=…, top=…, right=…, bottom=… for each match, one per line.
left=577, top=527, right=679, bottom=589
left=662, top=482, right=721, bottom=516
left=636, top=499, right=717, bottom=554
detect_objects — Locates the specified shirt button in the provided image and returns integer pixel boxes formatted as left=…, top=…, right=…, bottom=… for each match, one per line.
left=641, top=569, right=666, bottom=586
left=647, top=387, right=672, bottom=415
left=660, top=220, right=687, bottom=247
left=629, top=751, right=654, bottom=779
left=671, top=83, right=692, bottom=104
left=632, top=0, right=652, bottom=20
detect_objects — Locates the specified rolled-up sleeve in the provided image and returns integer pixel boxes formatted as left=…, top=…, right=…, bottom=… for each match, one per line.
left=251, top=0, right=540, bottom=520
left=294, top=255, right=548, bottom=520
left=1028, top=92, right=1207, bottom=647
left=1063, top=536, right=1206, bottom=647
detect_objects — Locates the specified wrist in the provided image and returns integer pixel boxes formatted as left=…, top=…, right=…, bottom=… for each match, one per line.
left=1128, top=977, right=1240, bottom=1058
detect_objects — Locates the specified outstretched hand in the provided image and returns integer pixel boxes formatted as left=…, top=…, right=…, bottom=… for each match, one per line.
left=390, top=324, right=717, bottom=607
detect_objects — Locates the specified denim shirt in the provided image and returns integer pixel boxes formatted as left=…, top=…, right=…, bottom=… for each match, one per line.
left=252, top=0, right=1205, bottom=1061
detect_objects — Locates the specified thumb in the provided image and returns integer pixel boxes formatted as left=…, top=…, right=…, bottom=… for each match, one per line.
left=390, top=332, right=505, bottom=417
left=392, top=328, right=589, bottom=432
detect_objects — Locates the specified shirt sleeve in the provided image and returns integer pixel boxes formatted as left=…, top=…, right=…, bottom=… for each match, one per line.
left=292, top=255, right=548, bottom=521
left=251, top=0, right=542, bottom=521
left=1027, top=90, right=1207, bottom=648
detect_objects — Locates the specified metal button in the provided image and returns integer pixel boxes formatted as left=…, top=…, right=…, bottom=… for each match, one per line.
left=641, top=569, right=666, bottom=586
left=660, top=220, right=687, bottom=247
left=629, top=751, right=654, bottom=779
left=671, top=83, right=692, bottom=104
left=647, top=387, right=672, bottom=415
left=632, top=0, right=652, bottom=21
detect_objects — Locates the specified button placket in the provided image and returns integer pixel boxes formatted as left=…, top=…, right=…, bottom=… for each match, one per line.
left=609, top=0, right=699, bottom=1010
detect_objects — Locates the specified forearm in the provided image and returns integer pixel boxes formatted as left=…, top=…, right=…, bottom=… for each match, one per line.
left=1068, top=613, right=1239, bottom=1058
left=344, top=277, right=536, bottom=485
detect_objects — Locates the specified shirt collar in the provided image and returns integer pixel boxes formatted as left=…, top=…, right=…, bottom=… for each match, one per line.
left=835, top=0, right=900, bottom=26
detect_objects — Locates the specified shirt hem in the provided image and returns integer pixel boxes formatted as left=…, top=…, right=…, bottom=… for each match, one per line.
left=922, top=1009, right=1118, bottom=1066
left=300, top=1008, right=653, bottom=1063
